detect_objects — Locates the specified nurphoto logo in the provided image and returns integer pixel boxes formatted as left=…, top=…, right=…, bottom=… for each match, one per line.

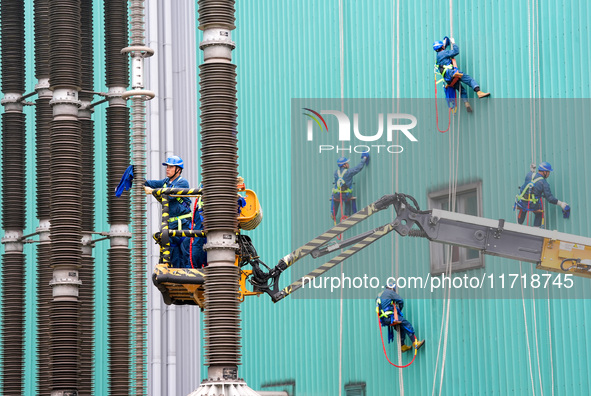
left=303, top=107, right=418, bottom=154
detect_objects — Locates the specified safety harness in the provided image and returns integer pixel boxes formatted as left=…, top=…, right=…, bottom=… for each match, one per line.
left=164, top=179, right=192, bottom=229
left=332, top=168, right=352, bottom=194
left=515, top=175, right=544, bottom=209
left=376, top=296, right=401, bottom=343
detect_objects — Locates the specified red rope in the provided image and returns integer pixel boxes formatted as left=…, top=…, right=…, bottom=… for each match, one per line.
left=434, top=76, right=454, bottom=133
left=377, top=316, right=417, bottom=368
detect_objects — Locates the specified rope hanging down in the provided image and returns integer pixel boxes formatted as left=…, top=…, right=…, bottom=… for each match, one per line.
left=377, top=317, right=418, bottom=369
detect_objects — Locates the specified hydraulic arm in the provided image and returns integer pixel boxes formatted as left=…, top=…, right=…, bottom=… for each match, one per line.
left=248, top=193, right=591, bottom=302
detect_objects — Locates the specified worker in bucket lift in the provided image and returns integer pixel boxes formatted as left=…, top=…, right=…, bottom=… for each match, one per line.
left=433, top=36, right=490, bottom=113
left=515, top=161, right=570, bottom=228
left=144, top=155, right=192, bottom=268
left=331, top=153, right=369, bottom=221
left=376, top=280, right=424, bottom=352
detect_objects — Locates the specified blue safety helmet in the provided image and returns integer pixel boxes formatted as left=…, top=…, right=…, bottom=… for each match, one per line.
left=162, top=155, right=184, bottom=169
left=337, top=157, right=350, bottom=167
left=538, top=161, right=553, bottom=172
left=433, top=40, right=445, bottom=51
left=385, top=279, right=396, bottom=290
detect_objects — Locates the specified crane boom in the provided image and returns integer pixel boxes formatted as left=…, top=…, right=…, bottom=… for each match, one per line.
left=249, top=194, right=591, bottom=302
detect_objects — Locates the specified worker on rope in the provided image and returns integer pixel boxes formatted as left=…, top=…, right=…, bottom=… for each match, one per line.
left=515, top=161, right=570, bottom=228
left=433, top=36, right=490, bottom=113
left=376, top=280, right=425, bottom=352
left=144, top=155, right=192, bottom=268
left=331, top=153, right=369, bottom=221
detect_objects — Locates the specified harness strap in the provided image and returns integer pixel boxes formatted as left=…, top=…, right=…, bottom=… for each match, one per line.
left=169, top=213, right=192, bottom=229
left=516, top=176, right=543, bottom=204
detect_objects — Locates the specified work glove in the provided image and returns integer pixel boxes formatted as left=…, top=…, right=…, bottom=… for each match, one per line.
left=557, top=200, right=570, bottom=218
left=443, top=36, right=450, bottom=48
left=361, top=152, right=370, bottom=165
left=144, top=186, right=153, bottom=195
left=563, top=205, right=571, bottom=219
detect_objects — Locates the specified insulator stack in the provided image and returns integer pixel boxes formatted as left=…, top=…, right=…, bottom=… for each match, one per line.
left=49, top=118, right=82, bottom=268
left=48, top=0, right=81, bottom=89
left=34, top=0, right=52, bottom=393
left=199, top=63, right=239, bottom=232
left=35, top=99, right=52, bottom=219
left=106, top=106, right=131, bottom=225
left=204, top=265, right=242, bottom=366
left=104, top=0, right=130, bottom=87
left=1, top=2, right=27, bottom=394
left=34, top=0, right=50, bottom=79
left=104, top=1, right=132, bottom=394
left=36, top=243, right=52, bottom=396
left=107, top=247, right=131, bottom=396
left=1, top=252, right=25, bottom=395
left=79, top=254, right=95, bottom=396
left=1, top=112, right=27, bottom=230
left=1, top=0, right=26, bottom=92
left=50, top=301, right=80, bottom=391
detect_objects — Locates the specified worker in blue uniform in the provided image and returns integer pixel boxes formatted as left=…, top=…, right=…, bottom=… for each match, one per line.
left=331, top=153, right=369, bottom=221
left=145, top=155, right=192, bottom=267
left=433, top=36, right=490, bottom=112
left=376, top=280, right=424, bottom=352
left=516, top=161, right=570, bottom=227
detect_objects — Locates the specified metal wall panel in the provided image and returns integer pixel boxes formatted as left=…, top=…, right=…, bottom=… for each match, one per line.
left=228, top=1, right=591, bottom=395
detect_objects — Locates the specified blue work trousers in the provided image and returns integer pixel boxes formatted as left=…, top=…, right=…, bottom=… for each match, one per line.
left=169, top=218, right=192, bottom=268
left=398, top=318, right=417, bottom=345
left=450, top=72, right=480, bottom=100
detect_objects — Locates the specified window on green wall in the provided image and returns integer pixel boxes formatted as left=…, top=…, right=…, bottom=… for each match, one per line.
left=345, top=382, right=366, bottom=396
left=428, top=182, right=484, bottom=274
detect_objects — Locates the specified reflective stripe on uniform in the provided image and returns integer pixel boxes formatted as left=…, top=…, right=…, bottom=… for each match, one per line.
left=169, top=213, right=192, bottom=229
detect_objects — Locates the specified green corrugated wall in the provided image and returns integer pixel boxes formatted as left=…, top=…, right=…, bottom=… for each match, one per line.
left=230, top=1, right=591, bottom=395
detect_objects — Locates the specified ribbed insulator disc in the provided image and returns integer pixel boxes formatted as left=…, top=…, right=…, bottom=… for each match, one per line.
left=108, top=247, right=131, bottom=396
left=49, top=118, right=82, bottom=269
left=79, top=0, right=94, bottom=101
left=34, top=0, right=50, bottom=78
left=104, top=0, right=129, bottom=87
left=50, top=300, right=79, bottom=391
left=1, top=252, right=25, bottom=394
left=106, top=106, right=131, bottom=224
left=204, top=265, right=241, bottom=366
left=79, top=255, right=96, bottom=396
left=48, top=0, right=82, bottom=89
left=199, top=62, right=239, bottom=232
left=36, top=243, right=52, bottom=395
left=81, top=119, right=95, bottom=229
left=36, top=98, right=52, bottom=219
left=198, top=0, right=236, bottom=30
left=2, top=112, right=27, bottom=229
left=1, top=0, right=26, bottom=92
